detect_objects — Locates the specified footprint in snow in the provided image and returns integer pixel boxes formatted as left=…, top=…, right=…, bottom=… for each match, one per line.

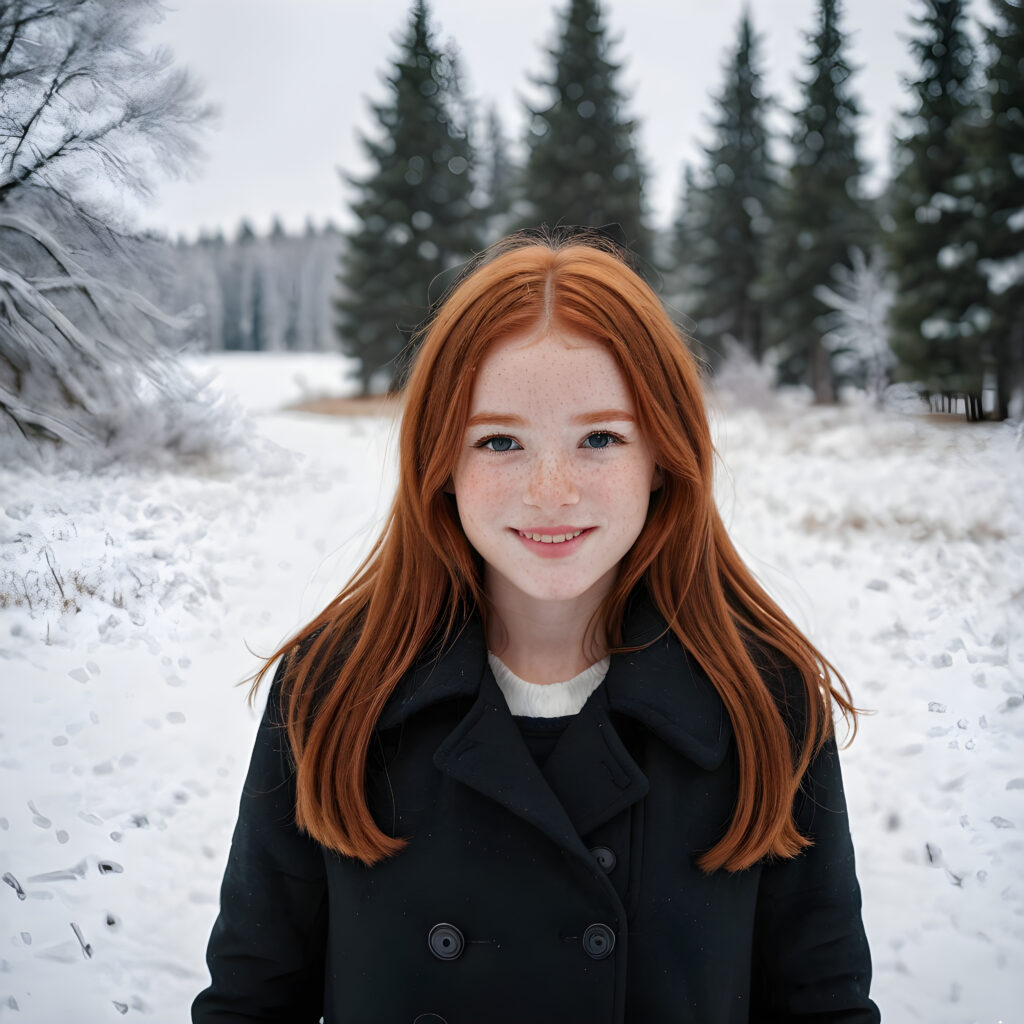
left=3, top=872, right=26, bottom=899
left=28, top=800, right=51, bottom=828
left=29, top=859, right=87, bottom=882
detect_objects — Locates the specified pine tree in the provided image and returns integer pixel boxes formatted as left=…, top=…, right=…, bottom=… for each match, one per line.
left=221, top=220, right=256, bottom=351
left=479, top=106, right=519, bottom=244
left=668, top=164, right=705, bottom=308
left=764, top=0, right=874, bottom=401
left=978, top=0, right=1024, bottom=419
left=666, top=164, right=715, bottom=366
left=337, top=0, right=478, bottom=394
left=520, top=0, right=652, bottom=265
left=674, top=13, right=775, bottom=364
left=886, top=0, right=989, bottom=415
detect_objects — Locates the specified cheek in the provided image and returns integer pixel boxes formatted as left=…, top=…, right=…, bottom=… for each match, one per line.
left=454, top=464, right=515, bottom=518
left=592, top=462, right=654, bottom=509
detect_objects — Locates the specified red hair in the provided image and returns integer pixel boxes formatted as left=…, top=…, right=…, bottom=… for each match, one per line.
left=252, top=231, right=857, bottom=873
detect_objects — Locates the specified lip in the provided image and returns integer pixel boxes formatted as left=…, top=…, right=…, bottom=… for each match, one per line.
left=518, top=525, right=587, bottom=536
left=511, top=526, right=594, bottom=559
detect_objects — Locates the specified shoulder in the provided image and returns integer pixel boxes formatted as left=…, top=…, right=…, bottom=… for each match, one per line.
left=268, top=621, right=359, bottom=720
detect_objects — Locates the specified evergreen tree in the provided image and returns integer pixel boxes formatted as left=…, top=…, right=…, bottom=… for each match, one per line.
left=885, top=0, right=989, bottom=415
left=250, top=264, right=266, bottom=352
left=479, top=106, right=519, bottom=243
left=978, top=0, right=1024, bottom=419
left=337, top=0, right=478, bottom=393
left=666, top=164, right=714, bottom=365
left=668, top=164, right=704, bottom=307
left=764, top=0, right=874, bottom=401
left=674, top=13, right=775, bottom=364
left=520, top=0, right=652, bottom=265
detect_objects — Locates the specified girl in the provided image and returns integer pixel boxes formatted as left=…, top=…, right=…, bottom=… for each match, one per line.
left=193, top=232, right=880, bottom=1023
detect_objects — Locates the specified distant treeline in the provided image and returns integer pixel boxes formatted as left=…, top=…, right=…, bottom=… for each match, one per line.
left=153, top=220, right=341, bottom=354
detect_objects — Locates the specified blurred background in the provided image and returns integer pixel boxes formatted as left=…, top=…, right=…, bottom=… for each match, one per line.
left=1, top=1, right=1022, bottom=1021
left=2, top=0, right=1022, bottom=441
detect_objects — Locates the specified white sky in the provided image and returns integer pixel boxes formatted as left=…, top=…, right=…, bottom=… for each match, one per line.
left=141, top=0, right=922, bottom=241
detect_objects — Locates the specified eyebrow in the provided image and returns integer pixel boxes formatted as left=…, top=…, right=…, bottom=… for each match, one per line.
left=466, top=409, right=636, bottom=427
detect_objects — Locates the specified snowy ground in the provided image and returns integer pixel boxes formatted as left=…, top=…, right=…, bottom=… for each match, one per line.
left=2, top=353, right=1022, bottom=1022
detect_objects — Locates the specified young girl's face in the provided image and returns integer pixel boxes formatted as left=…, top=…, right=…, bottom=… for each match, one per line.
left=452, top=328, right=659, bottom=610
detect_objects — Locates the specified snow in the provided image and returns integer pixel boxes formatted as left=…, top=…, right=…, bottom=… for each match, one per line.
left=180, top=351, right=362, bottom=414
left=979, top=252, right=1024, bottom=297
left=937, top=243, right=970, bottom=270
left=3, top=354, right=1023, bottom=1022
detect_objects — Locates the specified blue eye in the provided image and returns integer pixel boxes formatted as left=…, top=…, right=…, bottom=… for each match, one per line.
left=477, top=435, right=522, bottom=452
left=582, top=432, right=620, bottom=449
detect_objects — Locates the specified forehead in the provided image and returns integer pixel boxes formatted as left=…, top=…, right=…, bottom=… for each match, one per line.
left=469, top=329, right=633, bottom=409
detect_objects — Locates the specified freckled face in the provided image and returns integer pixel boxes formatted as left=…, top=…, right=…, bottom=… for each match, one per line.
left=452, top=330, right=659, bottom=608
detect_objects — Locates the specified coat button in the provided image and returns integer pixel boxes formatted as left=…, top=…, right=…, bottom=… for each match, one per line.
left=582, top=922, right=616, bottom=960
left=427, top=922, right=464, bottom=961
left=590, top=845, right=617, bottom=872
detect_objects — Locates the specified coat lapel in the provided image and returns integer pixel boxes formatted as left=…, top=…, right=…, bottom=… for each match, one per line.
left=604, top=595, right=732, bottom=773
left=432, top=668, right=598, bottom=861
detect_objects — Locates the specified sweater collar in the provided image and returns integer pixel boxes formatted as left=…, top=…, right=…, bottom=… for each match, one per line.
left=377, top=592, right=731, bottom=771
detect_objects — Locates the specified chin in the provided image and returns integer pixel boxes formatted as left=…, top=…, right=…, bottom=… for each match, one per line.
left=518, top=576, right=610, bottom=604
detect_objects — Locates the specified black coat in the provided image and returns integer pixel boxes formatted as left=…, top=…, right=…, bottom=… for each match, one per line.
left=193, top=597, right=880, bottom=1023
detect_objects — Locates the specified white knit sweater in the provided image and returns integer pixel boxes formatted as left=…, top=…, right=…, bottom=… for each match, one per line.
left=488, top=653, right=610, bottom=718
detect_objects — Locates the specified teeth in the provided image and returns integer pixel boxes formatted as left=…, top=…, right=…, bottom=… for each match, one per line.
left=520, top=529, right=583, bottom=544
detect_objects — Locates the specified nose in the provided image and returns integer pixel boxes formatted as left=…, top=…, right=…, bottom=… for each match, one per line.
left=523, top=449, right=580, bottom=510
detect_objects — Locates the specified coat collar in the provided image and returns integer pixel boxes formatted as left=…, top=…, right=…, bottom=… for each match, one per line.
left=376, top=591, right=731, bottom=772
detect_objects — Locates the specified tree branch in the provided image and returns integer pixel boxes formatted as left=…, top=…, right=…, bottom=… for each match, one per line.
left=5, top=41, right=81, bottom=173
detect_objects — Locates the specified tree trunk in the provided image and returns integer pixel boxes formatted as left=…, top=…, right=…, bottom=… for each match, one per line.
left=808, top=336, right=835, bottom=404
left=995, top=315, right=1023, bottom=423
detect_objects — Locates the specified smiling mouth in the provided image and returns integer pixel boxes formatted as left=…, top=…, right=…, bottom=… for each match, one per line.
left=515, top=528, right=589, bottom=544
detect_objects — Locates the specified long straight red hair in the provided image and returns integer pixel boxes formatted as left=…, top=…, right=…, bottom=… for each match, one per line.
left=252, top=231, right=857, bottom=873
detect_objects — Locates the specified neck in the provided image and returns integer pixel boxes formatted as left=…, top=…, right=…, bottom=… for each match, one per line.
left=483, top=570, right=612, bottom=684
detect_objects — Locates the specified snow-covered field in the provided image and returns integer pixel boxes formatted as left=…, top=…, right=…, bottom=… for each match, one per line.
left=1, top=353, right=1022, bottom=1022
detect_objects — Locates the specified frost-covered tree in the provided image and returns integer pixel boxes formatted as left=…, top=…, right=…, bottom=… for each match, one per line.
left=0, top=0, right=214, bottom=459
left=520, top=0, right=653, bottom=265
left=885, top=0, right=989, bottom=414
left=815, top=247, right=896, bottom=402
left=674, top=12, right=776, bottom=364
left=337, top=0, right=479, bottom=394
left=977, top=0, right=1024, bottom=419
left=763, top=0, right=874, bottom=401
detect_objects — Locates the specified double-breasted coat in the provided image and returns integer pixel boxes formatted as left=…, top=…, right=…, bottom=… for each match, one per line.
left=193, top=596, right=880, bottom=1023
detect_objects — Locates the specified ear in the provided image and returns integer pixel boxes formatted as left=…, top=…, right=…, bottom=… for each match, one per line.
left=650, top=466, right=664, bottom=492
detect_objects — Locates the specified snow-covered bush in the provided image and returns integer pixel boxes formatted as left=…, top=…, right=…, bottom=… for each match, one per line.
left=707, top=336, right=781, bottom=411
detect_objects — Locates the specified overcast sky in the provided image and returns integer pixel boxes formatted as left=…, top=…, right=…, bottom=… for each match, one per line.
left=141, top=0, right=927, bottom=241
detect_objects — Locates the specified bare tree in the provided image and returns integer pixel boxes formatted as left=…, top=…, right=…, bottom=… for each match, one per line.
left=0, top=0, right=219, bottom=461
